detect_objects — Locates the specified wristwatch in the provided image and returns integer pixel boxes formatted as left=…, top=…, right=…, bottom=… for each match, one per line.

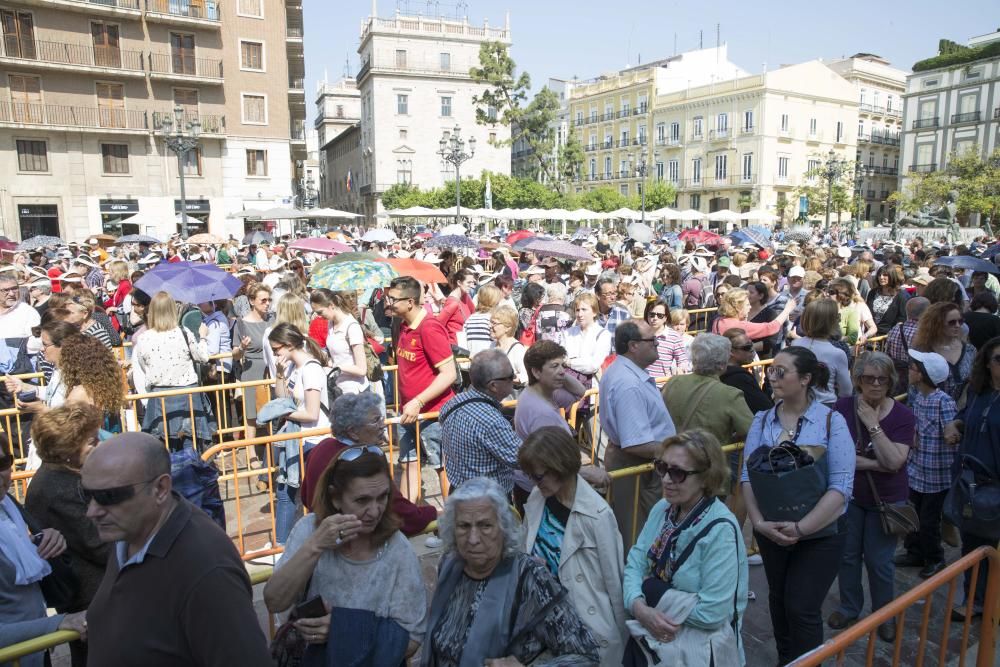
left=868, top=424, right=883, bottom=436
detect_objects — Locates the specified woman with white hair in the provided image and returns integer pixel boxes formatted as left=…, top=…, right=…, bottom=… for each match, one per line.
left=421, top=477, right=600, bottom=666
left=537, top=281, right=572, bottom=343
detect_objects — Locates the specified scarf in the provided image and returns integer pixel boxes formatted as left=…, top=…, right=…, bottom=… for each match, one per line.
left=0, top=495, right=51, bottom=585
left=647, top=496, right=714, bottom=583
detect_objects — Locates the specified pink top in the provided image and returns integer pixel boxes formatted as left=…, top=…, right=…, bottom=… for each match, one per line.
left=712, top=315, right=783, bottom=340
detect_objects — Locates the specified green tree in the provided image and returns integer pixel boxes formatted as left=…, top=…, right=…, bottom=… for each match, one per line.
left=948, top=147, right=1000, bottom=225
left=634, top=181, right=677, bottom=211
left=470, top=41, right=530, bottom=129
left=887, top=169, right=954, bottom=217
left=578, top=186, right=628, bottom=212
left=796, top=158, right=856, bottom=223
left=556, top=134, right=585, bottom=190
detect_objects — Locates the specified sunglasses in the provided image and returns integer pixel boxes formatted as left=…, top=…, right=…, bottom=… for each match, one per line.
left=860, top=375, right=890, bottom=386
left=332, top=445, right=386, bottom=466
left=766, top=366, right=791, bottom=380
left=647, top=311, right=667, bottom=319
left=733, top=343, right=754, bottom=352
left=79, top=478, right=158, bottom=506
left=653, top=460, right=705, bottom=484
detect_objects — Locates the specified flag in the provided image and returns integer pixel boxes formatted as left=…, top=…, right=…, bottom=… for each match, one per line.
left=346, top=170, right=353, bottom=192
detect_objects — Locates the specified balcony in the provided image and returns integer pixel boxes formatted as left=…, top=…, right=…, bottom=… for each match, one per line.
left=148, top=52, right=223, bottom=83
left=0, top=102, right=147, bottom=132
left=880, top=190, right=890, bottom=199
left=709, top=128, right=729, bottom=140
left=290, top=124, right=306, bottom=142
left=690, top=132, right=704, bottom=142
left=145, top=0, right=220, bottom=26
left=912, top=117, right=939, bottom=130
left=151, top=110, right=224, bottom=134
left=740, top=125, right=755, bottom=135
left=806, top=132, right=821, bottom=143
left=0, top=38, right=145, bottom=76
left=286, top=25, right=304, bottom=40
left=778, top=127, right=792, bottom=139
left=909, top=163, right=937, bottom=173
left=860, top=132, right=901, bottom=147
left=866, top=189, right=876, bottom=199
left=950, top=111, right=981, bottom=125
left=288, top=76, right=305, bottom=92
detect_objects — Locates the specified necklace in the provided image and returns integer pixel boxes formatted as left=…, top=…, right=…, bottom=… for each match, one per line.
left=777, top=403, right=804, bottom=440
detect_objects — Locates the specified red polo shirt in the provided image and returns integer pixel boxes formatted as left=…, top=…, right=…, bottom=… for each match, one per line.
left=396, top=311, right=454, bottom=413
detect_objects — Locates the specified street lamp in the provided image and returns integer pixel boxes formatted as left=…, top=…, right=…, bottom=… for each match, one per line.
left=159, top=106, right=201, bottom=240
left=629, top=152, right=649, bottom=227
left=822, top=148, right=849, bottom=234
left=438, top=125, right=476, bottom=227
left=852, top=158, right=864, bottom=239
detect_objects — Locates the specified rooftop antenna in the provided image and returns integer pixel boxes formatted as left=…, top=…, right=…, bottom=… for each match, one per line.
left=673, top=33, right=677, bottom=55
left=699, top=30, right=703, bottom=49
left=343, top=53, right=351, bottom=78
left=716, top=23, right=720, bottom=62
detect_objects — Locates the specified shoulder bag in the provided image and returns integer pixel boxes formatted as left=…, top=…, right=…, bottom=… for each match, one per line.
left=853, top=403, right=920, bottom=537
left=944, top=454, right=1000, bottom=541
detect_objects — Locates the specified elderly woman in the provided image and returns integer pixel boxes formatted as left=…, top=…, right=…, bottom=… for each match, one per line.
left=490, top=305, right=528, bottom=387
left=264, top=445, right=426, bottom=664
left=623, top=430, right=748, bottom=666
left=0, top=434, right=88, bottom=667
left=421, top=476, right=601, bottom=666
left=742, top=347, right=855, bottom=665
left=710, top=288, right=796, bottom=341
left=831, top=352, right=914, bottom=642
left=789, top=299, right=853, bottom=406
left=644, top=299, right=689, bottom=378
left=520, top=427, right=626, bottom=666
left=537, top=282, right=573, bottom=343
left=912, top=301, right=977, bottom=404
left=514, top=340, right=587, bottom=438
left=719, top=327, right=774, bottom=414
left=301, top=392, right=436, bottom=537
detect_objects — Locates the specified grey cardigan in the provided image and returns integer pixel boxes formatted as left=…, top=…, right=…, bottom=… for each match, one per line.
left=0, top=548, right=63, bottom=667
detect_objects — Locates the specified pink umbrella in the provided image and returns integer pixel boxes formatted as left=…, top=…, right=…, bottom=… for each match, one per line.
left=288, top=237, right=353, bottom=255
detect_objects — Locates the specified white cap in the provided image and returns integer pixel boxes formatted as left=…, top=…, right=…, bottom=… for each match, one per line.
left=908, top=349, right=949, bottom=387
left=837, top=246, right=852, bottom=259
left=585, top=263, right=601, bottom=276
left=788, top=266, right=806, bottom=278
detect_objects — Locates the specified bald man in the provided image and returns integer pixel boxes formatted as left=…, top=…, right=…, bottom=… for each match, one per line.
left=82, top=433, right=270, bottom=667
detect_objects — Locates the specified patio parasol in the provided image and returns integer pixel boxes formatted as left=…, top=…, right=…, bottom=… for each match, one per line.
left=242, top=231, right=275, bottom=245
left=186, top=233, right=225, bottom=245
left=134, top=261, right=242, bottom=304
left=361, top=228, right=398, bottom=243
left=522, top=238, right=595, bottom=262
left=424, top=234, right=478, bottom=249
left=506, top=230, right=535, bottom=245
left=376, top=258, right=447, bottom=284
left=116, top=234, right=161, bottom=244
left=287, top=238, right=353, bottom=255
left=17, top=236, right=64, bottom=251
left=308, top=260, right=398, bottom=291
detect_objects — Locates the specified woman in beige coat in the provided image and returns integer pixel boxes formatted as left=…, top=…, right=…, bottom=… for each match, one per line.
left=519, top=427, right=627, bottom=666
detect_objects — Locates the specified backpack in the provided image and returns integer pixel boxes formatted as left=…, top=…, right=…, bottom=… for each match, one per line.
left=683, top=276, right=705, bottom=309
left=305, top=359, right=340, bottom=417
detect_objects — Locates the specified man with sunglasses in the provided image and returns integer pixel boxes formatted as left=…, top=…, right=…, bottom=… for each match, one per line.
left=600, top=320, right=677, bottom=544
left=82, top=433, right=271, bottom=666
left=0, top=274, right=40, bottom=376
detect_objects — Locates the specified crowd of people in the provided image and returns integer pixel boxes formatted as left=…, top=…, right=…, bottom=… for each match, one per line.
left=0, top=224, right=998, bottom=666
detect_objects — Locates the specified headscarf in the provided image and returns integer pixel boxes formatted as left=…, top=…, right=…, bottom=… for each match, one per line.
left=0, top=495, right=51, bottom=585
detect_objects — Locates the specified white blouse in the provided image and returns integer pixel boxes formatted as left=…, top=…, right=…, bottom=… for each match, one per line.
left=134, top=327, right=209, bottom=388
left=559, top=323, right=612, bottom=376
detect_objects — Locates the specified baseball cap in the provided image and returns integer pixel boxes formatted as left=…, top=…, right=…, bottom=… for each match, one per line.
left=716, top=256, right=732, bottom=269
left=908, top=349, right=949, bottom=388
left=788, top=266, right=806, bottom=278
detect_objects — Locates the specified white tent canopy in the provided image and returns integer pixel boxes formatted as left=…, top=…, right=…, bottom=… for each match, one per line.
left=676, top=209, right=707, bottom=221
left=742, top=209, right=779, bottom=222
left=299, top=208, right=362, bottom=219
left=647, top=207, right=681, bottom=220
left=707, top=209, right=741, bottom=222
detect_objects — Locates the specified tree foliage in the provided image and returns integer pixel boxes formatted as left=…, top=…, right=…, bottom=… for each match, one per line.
left=557, top=134, right=586, bottom=187
left=469, top=41, right=530, bottom=130
left=887, top=148, right=1000, bottom=225
left=795, top=158, right=858, bottom=221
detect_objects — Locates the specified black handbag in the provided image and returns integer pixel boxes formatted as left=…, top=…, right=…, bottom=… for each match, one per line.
left=944, top=454, right=1000, bottom=540
left=13, top=499, right=81, bottom=613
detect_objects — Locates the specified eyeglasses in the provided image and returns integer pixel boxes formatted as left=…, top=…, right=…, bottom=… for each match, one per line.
left=0, top=286, right=18, bottom=293
left=332, top=445, right=386, bottom=466
left=766, top=366, right=791, bottom=380
left=647, top=312, right=667, bottom=319
left=79, top=478, right=158, bottom=506
left=733, top=343, right=754, bottom=352
left=653, top=460, right=705, bottom=484
left=946, top=318, right=964, bottom=326
left=490, top=374, right=517, bottom=383
left=383, top=294, right=413, bottom=305
left=860, top=375, right=890, bottom=386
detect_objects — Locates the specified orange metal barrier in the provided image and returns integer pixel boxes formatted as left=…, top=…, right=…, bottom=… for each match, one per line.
left=789, top=545, right=999, bottom=667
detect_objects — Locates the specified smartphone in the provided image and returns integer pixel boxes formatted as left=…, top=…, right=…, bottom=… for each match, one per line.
left=30, top=532, right=43, bottom=546
left=17, top=391, right=38, bottom=403
left=294, top=595, right=327, bottom=619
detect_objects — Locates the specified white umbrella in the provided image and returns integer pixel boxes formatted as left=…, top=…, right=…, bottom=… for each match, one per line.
left=226, top=208, right=266, bottom=219
left=256, top=207, right=305, bottom=219
left=175, top=213, right=200, bottom=227
left=607, top=207, right=642, bottom=219
left=707, top=209, right=741, bottom=223
left=648, top=207, right=681, bottom=220
left=440, top=223, right=467, bottom=235
left=386, top=206, right=436, bottom=217
left=361, top=228, right=398, bottom=243
left=676, top=209, right=707, bottom=221
left=119, top=210, right=169, bottom=228
left=743, top=209, right=779, bottom=222
left=302, top=208, right=362, bottom=219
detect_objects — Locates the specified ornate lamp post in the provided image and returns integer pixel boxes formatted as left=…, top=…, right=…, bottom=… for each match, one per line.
left=629, top=152, right=649, bottom=227
left=822, top=148, right=849, bottom=234
left=159, top=106, right=201, bottom=240
left=438, top=125, right=476, bottom=227
left=852, top=158, right=864, bottom=239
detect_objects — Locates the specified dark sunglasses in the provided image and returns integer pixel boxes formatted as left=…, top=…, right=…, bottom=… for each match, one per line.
left=860, top=375, right=890, bottom=386
left=766, top=366, right=790, bottom=379
left=647, top=311, right=668, bottom=319
left=733, top=343, right=754, bottom=352
left=79, top=478, right=158, bottom=506
left=653, top=460, right=704, bottom=484
left=333, top=445, right=386, bottom=466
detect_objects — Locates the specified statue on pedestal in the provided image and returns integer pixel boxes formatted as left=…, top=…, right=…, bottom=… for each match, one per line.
left=898, top=191, right=958, bottom=229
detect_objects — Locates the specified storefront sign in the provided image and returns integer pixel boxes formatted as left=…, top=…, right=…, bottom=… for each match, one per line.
left=174, top=200, right=211, bottom=213
left=99, top=199, right=139, bottom=214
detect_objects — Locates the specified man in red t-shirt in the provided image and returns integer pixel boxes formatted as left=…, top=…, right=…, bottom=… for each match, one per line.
left=386, top=276, right=456, bottom=503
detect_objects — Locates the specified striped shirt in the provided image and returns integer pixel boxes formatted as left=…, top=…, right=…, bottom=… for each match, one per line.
left=647, top=328, right=690, bottom=378
left=907, top=389, right=958, bottom=493
left=461, top=312, right=494, bottom=356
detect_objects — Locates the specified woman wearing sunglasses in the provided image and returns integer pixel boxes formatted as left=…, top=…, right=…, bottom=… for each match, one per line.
left=519, top=426, right=626, bottom=666
left=644, top=299, right=689, bottom=379
left=622, top=429, right=748, bottom=666
left=264, top=444, right=426, bottom=663
left=720, top=327, right=774, bottom=414
left=830, top=351, right=914, bottom=642
left=741, top=347, right=855, bottom=665
left=0, top=434, right=88, bottom=667
left=911, top=301, right=977, bottom=404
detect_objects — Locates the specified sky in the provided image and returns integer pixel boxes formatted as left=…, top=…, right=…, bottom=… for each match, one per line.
left=304, top=0, right=997, bottom=124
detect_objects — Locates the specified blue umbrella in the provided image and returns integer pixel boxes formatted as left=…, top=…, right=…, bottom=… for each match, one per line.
left=424, top=234, right=478, bottom=249
left=982, top=243, right=1000, bottom=260
left=17, top=235, right=64, bottom=251
left=135, top=261, right=242, bottom=304
left=934, top=255, right=1000, bottom=274
left=730, top=228, right=770, bottom=247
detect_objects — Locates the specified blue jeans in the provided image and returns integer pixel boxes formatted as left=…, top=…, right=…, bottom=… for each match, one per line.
left=396, top=420, right=442, bottom=467
left=275, top=483, right=299, bottom=545
left=838, top=501, right=898, bottom=618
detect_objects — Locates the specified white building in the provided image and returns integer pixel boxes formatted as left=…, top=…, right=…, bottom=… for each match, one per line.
left=827, top=54, right=907, bottom=223
left=348, top=5, right=512, bottom=222
left=900, top=29, right=1000, bottom=226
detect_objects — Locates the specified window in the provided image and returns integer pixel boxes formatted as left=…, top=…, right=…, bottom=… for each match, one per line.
left=655, top=161, right=664, bottom=181
left=396, top=94, right=408, bottom=115
left=886, top=95, right=894, bottom=113
left=170, top=32, right=195, bottom=75
left=743, top=110, right=753, bottom=130
left=780, top=114, right=789, bottom=133
left=439, top=52, right=450, bottom=71
left=667, top=159, right=679, bottom=183
left=860, top=88, right=867, bottom=105
left=670, top=121, right=680, bottom=142
left=398, top=128, right=407, bottom=139
left=246, top=148, right=267, bottom=176
left=807, top=159, right=820, bottom=174
left=182, top=147, right=201, bottom=176
left=638, top=95, right=647, bottom=112
left=621, top=100, right=630, bottom=115
left=589, top=107, right=597, bottom=122
left=241, top=94, right=266, bottom=124
left=575, top=111, right=583, bottom=125
left=619, top=159, right=628, bottom=178
left=489, top=132, right=496, bottom=143
left=16, top=139, right=46, bottom=172
left=91, top=22, right=121, bottom=68
left=240, top=40, right=263, bottom=70
left=397, top=159, right=412, bottom=184
left=836, top=121, right=844, bottom=143
left=858, top=120, right=864, bottom=137
left=717, top=113, right=728, bottom=132
left=237, top=0, right=262, bottom=16
left=809, top=118, right=817, bottom=136
left=590, top=158, right=596, bottom=179
left=922, top=79, right=939, bottom=88
left=620, top=129, right=629, bottom=145
left=693, top=116, right=703, bottom=137
left=692, top=158, right=702, bottom=183
left=1, top=10, right=35, bottom=59
left=656, top=123, right=665, bottom=142
left=868, top=151, right=875, bottom=167
left=778, top=156, right=789, bottom=179
left=620, top=184, right=628, bottom=196
left=440, top=96, right=451, bottom=117
left=604, top=156, right=612, bottom=178
left=742, top=153, right=752, bottom=181
left=101, top=143, right=128, bottom=174
left=714, top=154, right=727, bottom=180
left=637, top=125, right=646, bottom=144
left=690, top=194, right=701, bottom=209
left=335, top=104, right=344, bottom=118
left=394, top=49, right=406, bottom=68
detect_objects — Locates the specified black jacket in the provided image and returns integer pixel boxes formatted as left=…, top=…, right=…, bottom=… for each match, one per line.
left=720, top=364, right=774, bottom=414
